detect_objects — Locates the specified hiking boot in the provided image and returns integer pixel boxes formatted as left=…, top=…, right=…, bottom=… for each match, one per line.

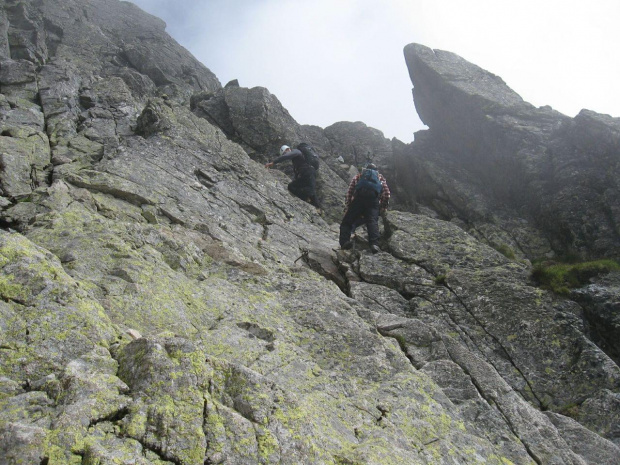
left=341, top=241, right=353, bottom=250
left=370, top=244, right=380, bottom=254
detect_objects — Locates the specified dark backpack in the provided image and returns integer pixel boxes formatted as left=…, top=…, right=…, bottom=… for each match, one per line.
left=297, top=143, right=320, bottom=171
left=355, top=168, right=382, bottom=196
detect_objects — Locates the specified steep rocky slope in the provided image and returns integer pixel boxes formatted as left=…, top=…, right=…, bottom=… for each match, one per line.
left=1, top=1, right=619, bottom=464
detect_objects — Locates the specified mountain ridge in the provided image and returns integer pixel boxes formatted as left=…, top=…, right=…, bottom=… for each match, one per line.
left=1, top=1, right=619, bottom=464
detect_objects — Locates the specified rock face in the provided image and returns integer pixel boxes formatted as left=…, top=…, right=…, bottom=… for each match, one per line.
left=1, top=1, right=619, bottom=464
left=401, top=43, right=620, bottom=261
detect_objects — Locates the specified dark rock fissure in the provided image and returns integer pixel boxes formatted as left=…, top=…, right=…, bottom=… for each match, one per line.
left=88, top=406, right=130, bottom=428
left=65, top=174, right=154, bottom=207
left=137, top=440, right=182, bottom=465
left=378, top=330, right=417, bottom=367
left=444, top=281, right=546, bottom=409
left=583, top=309, right=620, bottom=366
left=448, top=353, right=544, bottom=465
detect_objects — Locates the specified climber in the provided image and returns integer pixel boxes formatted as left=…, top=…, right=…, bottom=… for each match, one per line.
left=265, top=144, right=321, bottom=209
left=339, top=163, right=390, bottom=254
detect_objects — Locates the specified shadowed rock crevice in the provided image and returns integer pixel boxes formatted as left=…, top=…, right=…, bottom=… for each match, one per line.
left=87, top=406, right=130, bottom=428
left=443, top=278, right=546, bottom=409
left=450, top=356, right=545, bottom=465
left=571, top=273, right=620, bottom=367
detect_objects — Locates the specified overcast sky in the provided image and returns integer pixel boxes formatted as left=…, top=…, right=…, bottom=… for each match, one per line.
left=128, top=0, right=619, bottom=142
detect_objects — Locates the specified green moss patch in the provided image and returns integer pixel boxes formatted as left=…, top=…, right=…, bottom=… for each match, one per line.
left=531, top=259, right=620, bottom=295
left=494, top=243, right=516, bottom=260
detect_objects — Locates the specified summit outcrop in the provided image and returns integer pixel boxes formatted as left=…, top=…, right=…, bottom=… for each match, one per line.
left=400, top=43, right=620, bottom=261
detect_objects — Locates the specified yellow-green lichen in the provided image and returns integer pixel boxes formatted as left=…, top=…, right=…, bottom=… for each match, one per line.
left=256, top=426, right=279, bottom=461
left=0, top=274, right=27, bottom=302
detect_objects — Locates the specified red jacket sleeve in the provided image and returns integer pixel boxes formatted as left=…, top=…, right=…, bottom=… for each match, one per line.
left=345, top=175, right=360, bottom=206
left=379, top=174, right=390, bottom=209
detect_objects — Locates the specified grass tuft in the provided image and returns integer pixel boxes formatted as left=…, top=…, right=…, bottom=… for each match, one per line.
left=494, top=243, right=516, bottom=260
left=531, top=259, right=620, bottom=295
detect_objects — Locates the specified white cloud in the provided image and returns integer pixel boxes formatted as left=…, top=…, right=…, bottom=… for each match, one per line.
left=129, top=0, right=620, bottom=142
left=407, top=0, right=620, bottom=119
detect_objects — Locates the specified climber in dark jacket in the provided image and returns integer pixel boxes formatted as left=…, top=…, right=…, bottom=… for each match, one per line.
left=339, top=163, right=390, bottom=254
left=265, top=145, right=320, bottom=208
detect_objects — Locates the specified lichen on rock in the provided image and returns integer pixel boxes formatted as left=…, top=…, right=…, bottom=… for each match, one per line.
left=1, top=1, right=619, bottom=464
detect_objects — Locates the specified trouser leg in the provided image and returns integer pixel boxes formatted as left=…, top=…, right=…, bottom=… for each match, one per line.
left=352, top=195, right=380, bottom=245
left=339, top=200, right=364, bottom=246
left=287, top=178, right=305, bottom=199
left=288, top=170, right=319, bottom=207
left=365, top=204, right=380, bottom=245
left=304, top=170, right=319, bottom=207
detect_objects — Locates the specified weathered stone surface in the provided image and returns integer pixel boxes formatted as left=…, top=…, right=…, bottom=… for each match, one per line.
left=0, top=1, right=619, bottom=463
left=573, top=389, right=620, bottom=447
left=0, top=423, right=48, bottom=465
left=382, top=212, right=620, bottom=414
left=0, top=58, right=38, bottom=102
left=402, top=43, right=620, bottom=261
left=0, top=231, right=117, bottom=383
left=350, top=281, right=408, bottom=316
left=0, top=125, right=50, bottom=198
left=545, top=411, right=620, bottom=465
left=0, top=10, right=9, bottom=59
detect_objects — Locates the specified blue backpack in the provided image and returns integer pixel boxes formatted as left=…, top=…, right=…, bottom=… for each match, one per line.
left=355, top=168, right=382, bottom=196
